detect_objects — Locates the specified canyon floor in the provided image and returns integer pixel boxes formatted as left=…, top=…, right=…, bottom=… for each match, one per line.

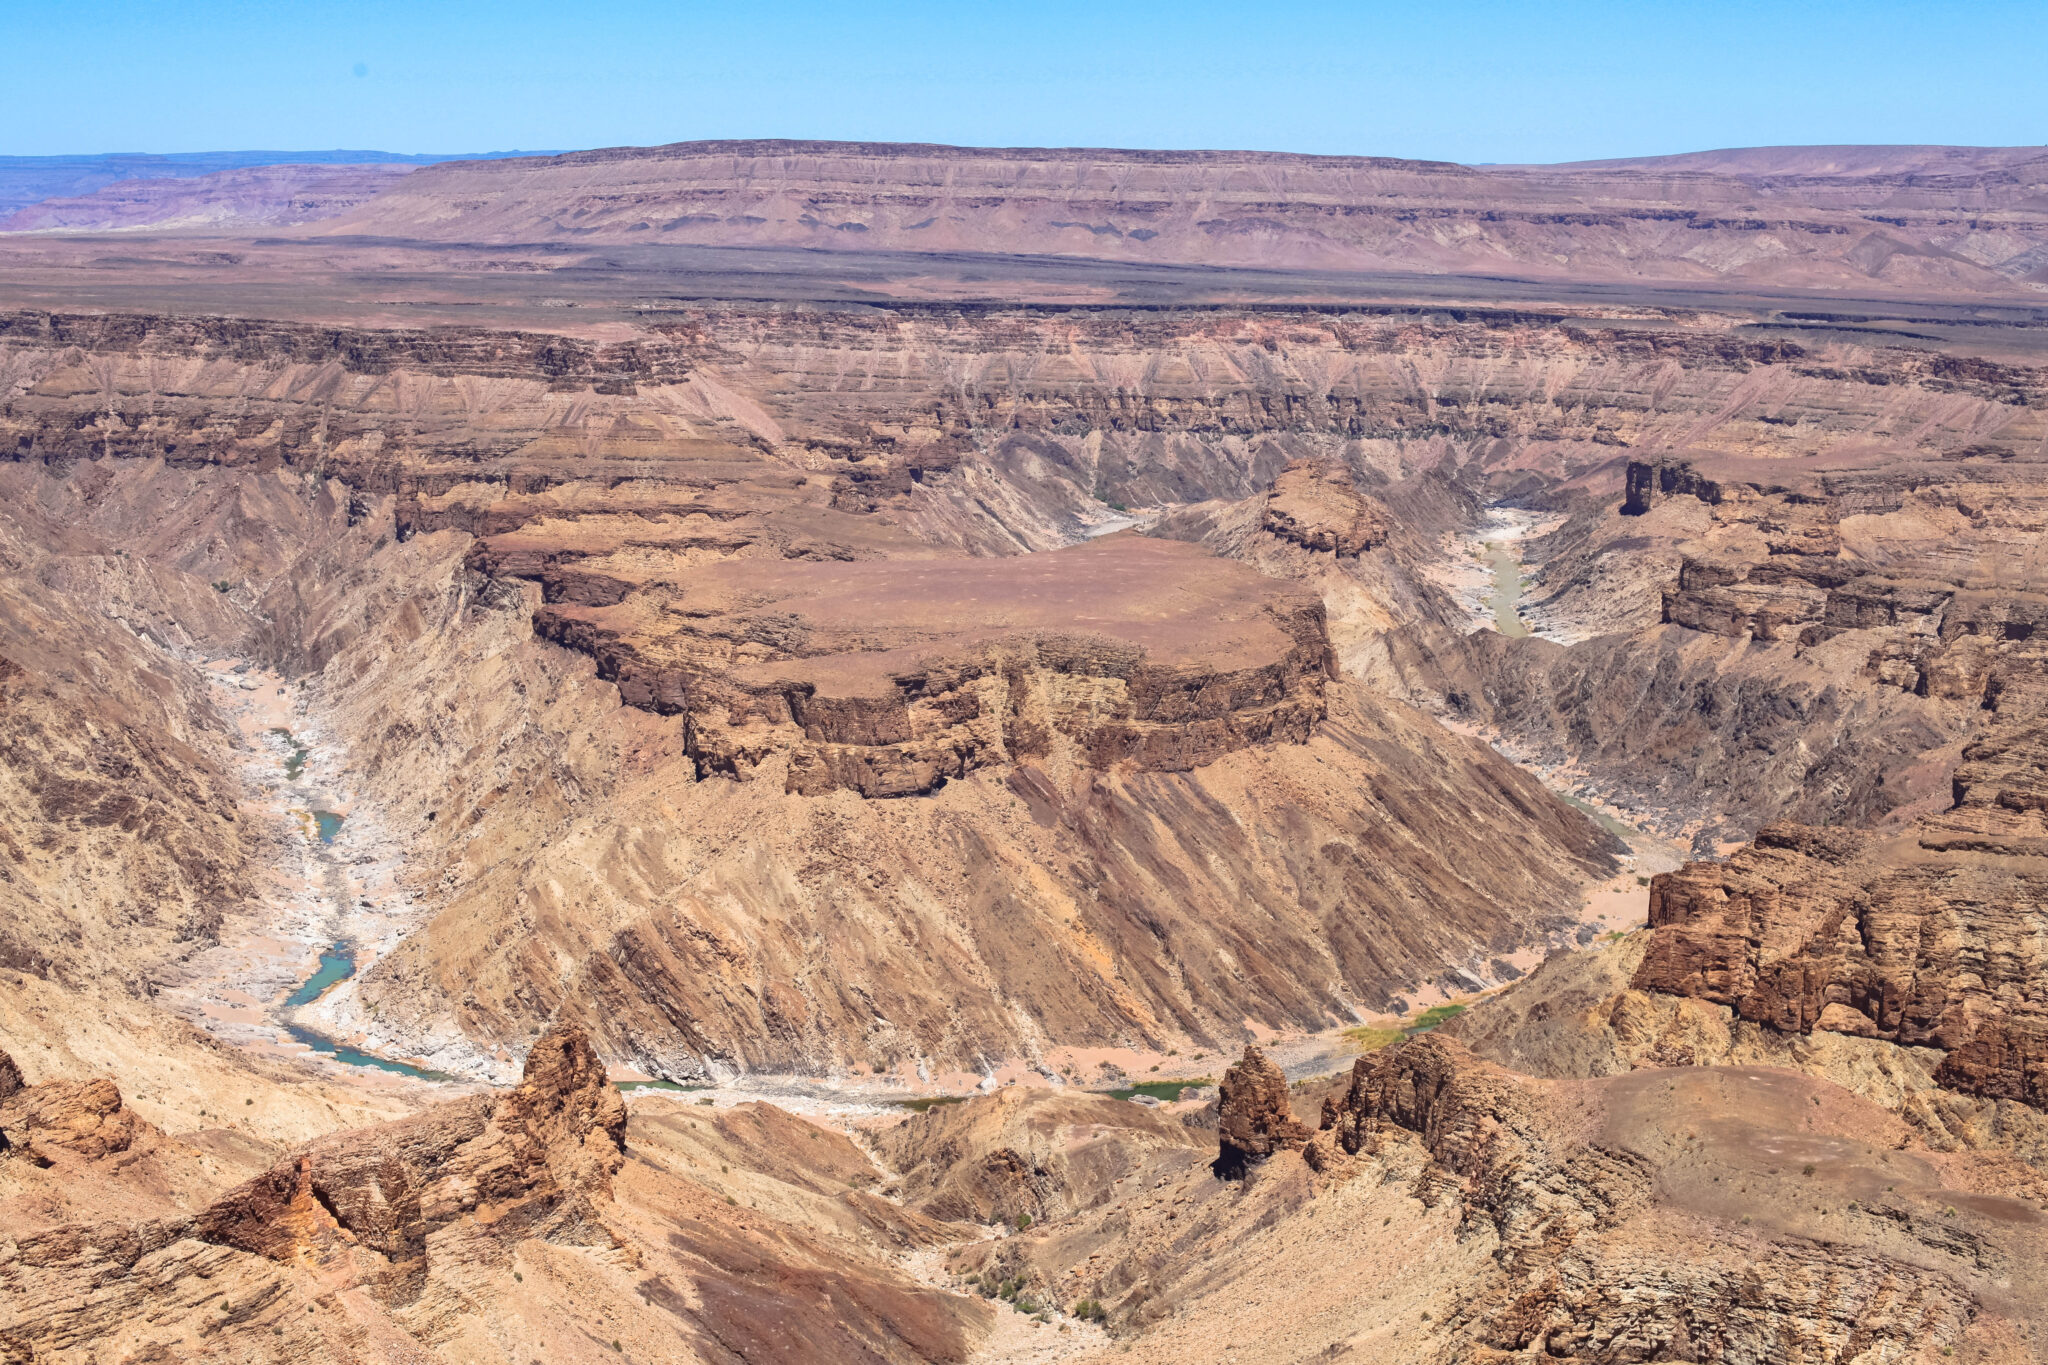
left=3, top=138, right=2048, bottom=1364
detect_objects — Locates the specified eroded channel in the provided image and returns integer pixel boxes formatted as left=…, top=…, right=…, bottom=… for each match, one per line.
left=161, top=660, right=461, bottom=1086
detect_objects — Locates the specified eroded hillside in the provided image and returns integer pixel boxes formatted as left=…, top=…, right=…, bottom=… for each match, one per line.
left=3, top=183, right=2047, bottom=1362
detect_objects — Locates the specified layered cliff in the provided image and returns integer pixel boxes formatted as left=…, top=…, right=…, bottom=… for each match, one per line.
left=527, top=535, right=1334, bottom=797
left=297, top=139, right=2048, bottom=294
left=1632, top=680, right=2048, bottom=1111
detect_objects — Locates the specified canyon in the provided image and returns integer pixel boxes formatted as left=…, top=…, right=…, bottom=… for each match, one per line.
left=2, top=137, right=2047, bottom=1363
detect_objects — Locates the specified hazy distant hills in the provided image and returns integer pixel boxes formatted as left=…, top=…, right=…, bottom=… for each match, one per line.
left=0, top=148, right=549, bottom=217
left=4, top=139, right=2046, bottom=295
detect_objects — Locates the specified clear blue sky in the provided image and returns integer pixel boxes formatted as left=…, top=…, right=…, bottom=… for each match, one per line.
left=8, top=0, right=2044, bottom=163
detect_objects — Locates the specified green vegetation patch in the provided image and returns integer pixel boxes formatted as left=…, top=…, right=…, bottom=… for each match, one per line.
left=270, top=727, right=312, bottom=780
left=1092, top=1079, right=1212, bottom=1103
left=1406, top=1004, right=1467, bottom=1035
left=1341, top=1025, right=1405, bottom=1052
left=895, top=1095, right=970, bottom=1113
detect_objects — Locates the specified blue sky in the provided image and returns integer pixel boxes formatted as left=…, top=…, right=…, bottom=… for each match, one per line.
left=8, top=1, right=2044, bottom=163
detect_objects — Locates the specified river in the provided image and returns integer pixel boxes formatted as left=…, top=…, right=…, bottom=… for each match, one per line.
left=1445, top=506, right=1560, bottom=640
left=160, top=660, right=465, bottom=1086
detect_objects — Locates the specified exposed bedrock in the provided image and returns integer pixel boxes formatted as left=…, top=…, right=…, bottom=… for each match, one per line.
left=0, top=1027, right=991, bottom=1364
left=1311, top=1034, right=2005, bottom=1364
left=1386, top=432, right=2048, bottom=849
left=1633, top=683, right=2048, bottom=1112
left=367, top=678, right=1617, bottom=1079
left=526, top=535, right=1336, bottom=797
left=1212, top=1045, right=1309, bottom=1179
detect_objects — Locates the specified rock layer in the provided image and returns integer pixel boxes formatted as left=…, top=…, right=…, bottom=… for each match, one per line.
left=305, top=139, right=2048, bottom=294
left=1634, top=682, right=2048, bottom=1110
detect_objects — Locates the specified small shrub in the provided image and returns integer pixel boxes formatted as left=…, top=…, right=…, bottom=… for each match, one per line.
left=512, top=1271, right=522, bottom=1283
left=1073, top=1298, right=1105, bottom=1322
left=212, top=579, right=236, bottom=594
left=1802, top=1163, right=1816, bottom=1176
left=1015, top=1212, right=1033, bottom=1232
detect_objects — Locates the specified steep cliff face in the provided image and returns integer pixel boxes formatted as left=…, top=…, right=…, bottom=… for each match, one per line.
left=1632, top=682, right=2048, bottom=1112
left=1211, top=1045, right=1309, bottom=1179
left=1386, top=389, right=2048, bottom=848
left=0, top=311, right=1647, bottom=1076
left=529, top=535, right=1335, bottom=797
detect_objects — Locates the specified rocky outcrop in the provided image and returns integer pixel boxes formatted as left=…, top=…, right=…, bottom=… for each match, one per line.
left=1634, top=694, right=2048, bottom=1111
left=0, top=1026, right=627, bottom=1363
left=1258, top=461, right=1389, bottom=557
left=1621, top=458, right=1725, bottom=516
left=1212, top=1046, right=1309, bottom=1178
left=1317, top=1034, right=1991, bottom=1363
left=1323, top=1034, right=1649, bottom=1256
left=0, top=1034, right=995, bottom=1364
left=193, top=1024, right=624, bottom=1295
left=0, top=1065, right=146, bottom=1165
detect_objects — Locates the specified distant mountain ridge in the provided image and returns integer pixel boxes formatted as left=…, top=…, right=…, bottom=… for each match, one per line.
left=5, top=139, right=2046, bottom=296
left=304, top=138, right=2048, bottom=295
left=0, top=148, right=552, bottom=216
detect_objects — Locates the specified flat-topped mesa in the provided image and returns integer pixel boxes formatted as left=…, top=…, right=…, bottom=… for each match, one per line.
left=536, top=535, right=1335, bottom=797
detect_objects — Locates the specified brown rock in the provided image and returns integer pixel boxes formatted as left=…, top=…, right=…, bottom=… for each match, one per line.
left=193, top=1023, right=624, bottom=1299
left=877, top=1085, right=1205, bottom=1223
left=1213, top=1046, right=1309, bottom=1178
left=1633, top=691, right=2048, bottom=1109
left=0, top=1075, right=145, bottom=1163
left=1259, top=461, right=1389, bottom=557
